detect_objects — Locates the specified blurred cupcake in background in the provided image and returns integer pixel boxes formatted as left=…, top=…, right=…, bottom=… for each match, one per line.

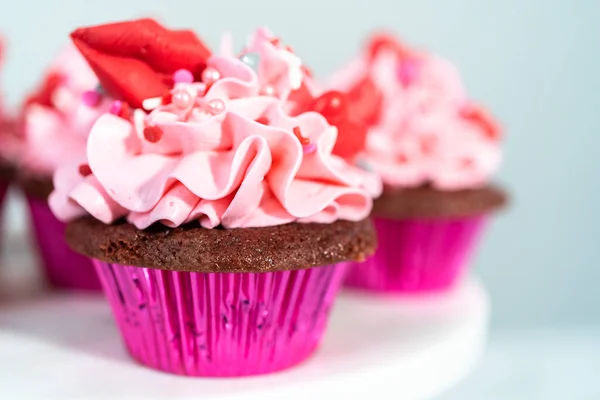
left=17, top=43, right=112, bottom=290
left=0, top=38, right=17, bottom=224
left=328, top=33, right=508, bottom=293
left=50, top=19, right=380, bottom=376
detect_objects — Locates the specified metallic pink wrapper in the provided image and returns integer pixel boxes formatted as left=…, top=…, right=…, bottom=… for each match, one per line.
left=25, top=195, right=101, bottom=291
left=345, top=216, right=487, bottom=293
left=93, top=260, right=347, bottom=376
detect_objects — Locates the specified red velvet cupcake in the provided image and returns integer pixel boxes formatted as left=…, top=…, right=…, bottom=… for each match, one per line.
left=328, top=33, right=508, bottom=293
left=50, top=20, right=381, bottom=376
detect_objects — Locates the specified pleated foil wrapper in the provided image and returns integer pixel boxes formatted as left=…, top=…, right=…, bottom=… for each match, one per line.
left=26, top=195, right=101, bottom=291
left=345, top=216, right=487, bottom=293
left=94, top=260, right=347, bottom=376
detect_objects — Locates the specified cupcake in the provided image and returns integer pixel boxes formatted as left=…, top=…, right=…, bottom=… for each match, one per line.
left=328, top=33, right=508, bottom=293
left=18, top=43, right=113, bottom=290
left=50, top=20, right=381, bottom=376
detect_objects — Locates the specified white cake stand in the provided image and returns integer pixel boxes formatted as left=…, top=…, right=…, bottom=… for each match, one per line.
left=0, top=202, right=489, bottom=400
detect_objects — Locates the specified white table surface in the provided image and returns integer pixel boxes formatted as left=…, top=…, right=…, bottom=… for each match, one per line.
left=439, top=326, right=600, bottom=400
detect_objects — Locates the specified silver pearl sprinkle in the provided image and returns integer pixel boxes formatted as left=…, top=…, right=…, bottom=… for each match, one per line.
left=355, top=158, right=374, bottom=172
left=240, top=52, right=261, bottom=72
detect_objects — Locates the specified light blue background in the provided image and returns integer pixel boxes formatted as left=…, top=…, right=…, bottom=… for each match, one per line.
left=0, top=0, right=598, bottom=331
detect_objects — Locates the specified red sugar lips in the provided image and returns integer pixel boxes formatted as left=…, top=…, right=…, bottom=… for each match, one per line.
left=71, top=18, right=211, bottom=109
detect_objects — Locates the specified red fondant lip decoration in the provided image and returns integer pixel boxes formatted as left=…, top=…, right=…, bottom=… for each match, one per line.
left=366, top=32, right=411, bottom=61
left=71, top=18, right=211, bottom=109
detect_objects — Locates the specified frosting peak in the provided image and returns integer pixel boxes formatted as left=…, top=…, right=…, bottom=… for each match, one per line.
left=328, top=33, right=502, bottom=190
left=20, top=43, right=111, bottom=175
left=50, top=25, right=381, bottom=230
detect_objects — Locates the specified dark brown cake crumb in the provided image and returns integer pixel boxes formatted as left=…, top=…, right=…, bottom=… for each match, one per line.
left=373, top=184, right=508, bottom=220
left=0, top=162, right=15, bottom=182
left=16, top=172, right=53, bottom=199
left=66, top=217, right=377, bottom=273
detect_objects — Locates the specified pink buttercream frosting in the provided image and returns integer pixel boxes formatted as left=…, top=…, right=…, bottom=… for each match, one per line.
left=50, top=28, right=381, bottom=229
left=327, top=35, right=502, bottom=190
left=20, top=43, right=112, bottom=175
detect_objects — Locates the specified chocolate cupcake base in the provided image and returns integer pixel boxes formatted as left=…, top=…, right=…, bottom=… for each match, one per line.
left=67, top=218, right=377, bottom=273
left=372, top=185, right=507, bottom=220
left=69, top=218, right=375, bottom=376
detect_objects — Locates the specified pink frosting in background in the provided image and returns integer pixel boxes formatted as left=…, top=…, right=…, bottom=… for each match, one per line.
left=20, top=43, right=112, bottom=176
left=50, top=28, right=381, bottom=230
left=327, top=34, right=502, bottom=190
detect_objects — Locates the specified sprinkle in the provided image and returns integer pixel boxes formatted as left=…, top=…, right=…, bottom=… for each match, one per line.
left=78, top=164, right=92, bottom=177
left=119, top=103, right=131, bottom=120
left=293, top=126, right=310, bottom=145
left=397, top=59, right=419, bottom=87
left=143, top=125, right=164, bottom=143
left=201, top=67, right=221, bottom=85
left=270, top=38, right=281, bottom=46
left=255, top=116, right=269, bottom=125
left=303, top=143, right=317, bottom=154
left=109, top=100, right=122, bottom=115
left=260, top=85, right=275, bottom=96
left=240, top=52, right=260, bottom=72
left=172, top=90, right=193, bottom=109
left=95, top=84, right=105, bottom=95
left=173, top=68, right=194, bottom=84
left=356, top=158, right=374, bottom=172
left=81, top=90, right=101, bottom=107
left=142, top=96, right=162, bottom=111
left=207, top=99, right=226, bottom=115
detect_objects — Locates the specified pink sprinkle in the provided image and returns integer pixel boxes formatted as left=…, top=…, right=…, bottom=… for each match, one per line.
left=109, top=100, right=123, bottom=115
left=82, top=90, right=101, bottom=107
left=207, top=99, right=225, bottom=115
left=173, top=69, right=194, bottom=84
left=303, top=143, right=317, bottom=154
left=397, top=59, right=419, bottom=86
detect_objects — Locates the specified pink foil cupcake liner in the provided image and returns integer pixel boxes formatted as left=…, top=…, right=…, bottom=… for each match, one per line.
left=345, top=216, right=487, bottom=293
left=93, top=260, right=347, bottom=376
left=25, top=195, right=101, bottom=291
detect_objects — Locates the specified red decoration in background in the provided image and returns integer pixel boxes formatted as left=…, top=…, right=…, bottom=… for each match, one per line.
left=308, top=91, right=368, bottom=160
left=366, top=33, right=411, bottom=61
left=460, top=104, right=501, bottom=141
left=70, top=18, right=211, bottom=109
left=25, top=72, right=63, bottom=108
left=345, top=76, right=383, bottom=127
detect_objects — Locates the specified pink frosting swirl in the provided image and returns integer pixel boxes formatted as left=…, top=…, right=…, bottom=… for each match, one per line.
left=327, top=35, right=501, bottom=190
left=20, top=43, right=112, bottom=175
left=50, top=29, right=381, bottom=229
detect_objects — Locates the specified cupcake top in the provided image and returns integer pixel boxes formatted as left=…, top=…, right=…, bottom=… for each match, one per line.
left=327, top=33, right=502, bottom=191
left=19, top=43, right=112, bottom=177
left=50, top=20, right=381, bottom=230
